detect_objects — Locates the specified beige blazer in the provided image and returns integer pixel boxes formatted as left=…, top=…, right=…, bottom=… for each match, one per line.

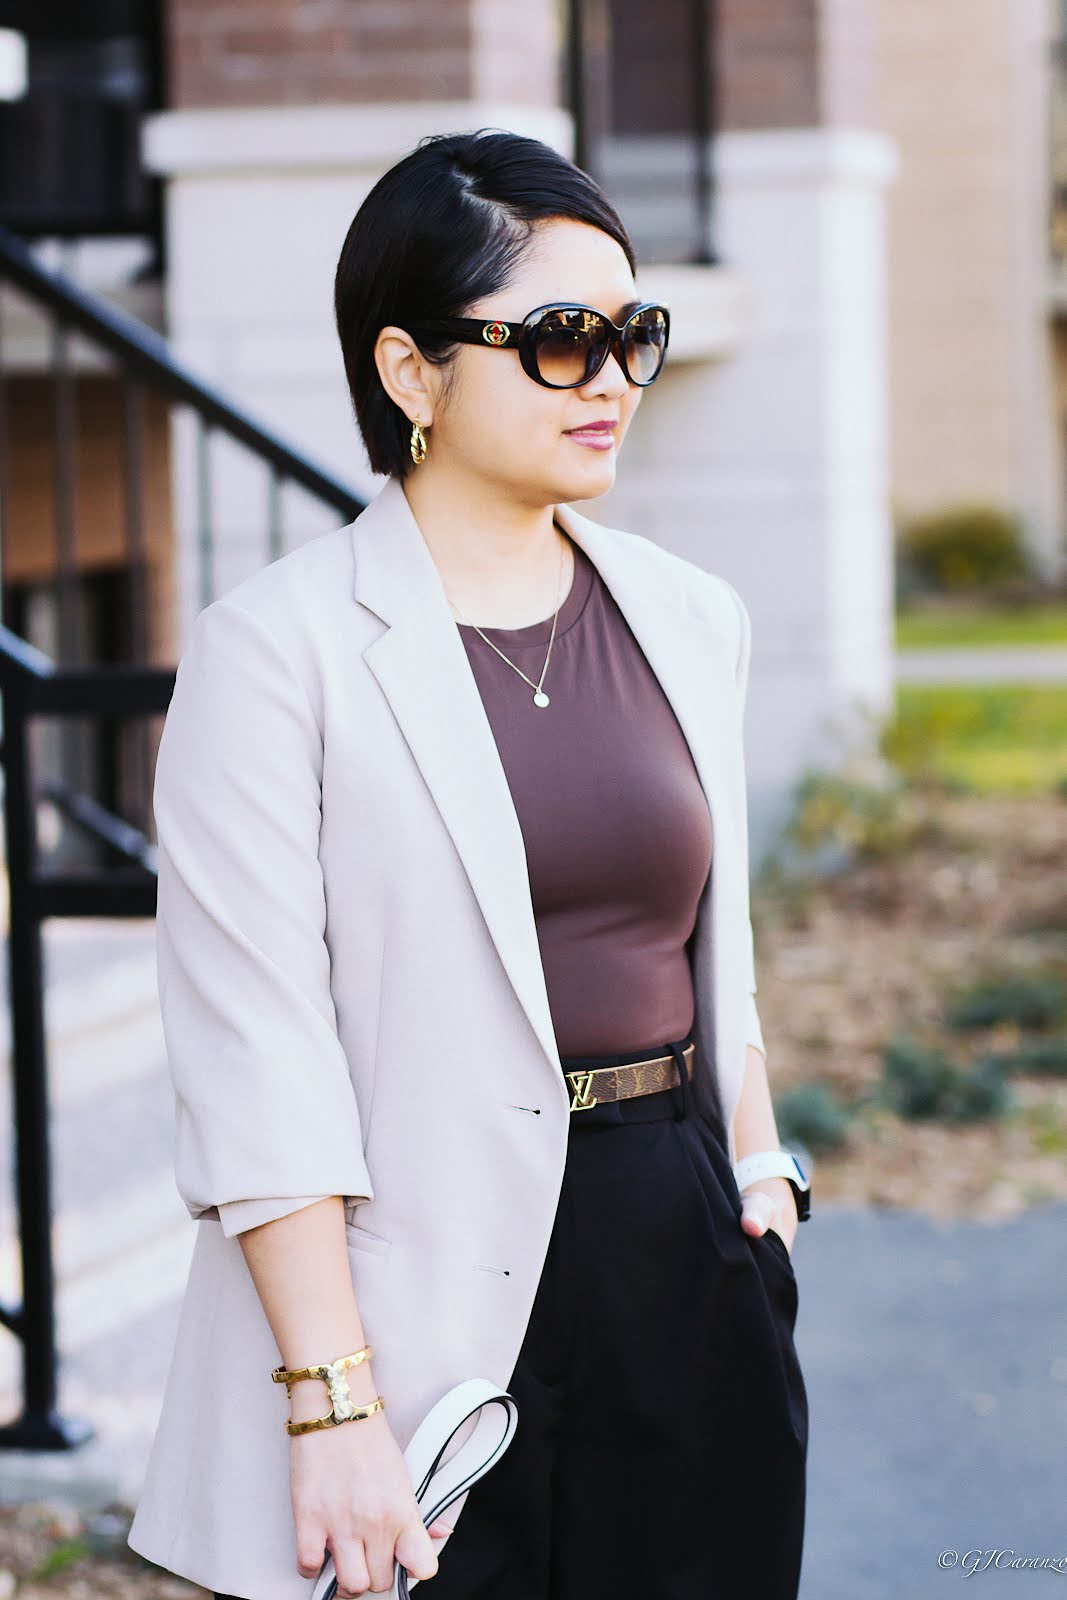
left=127, top=474, right=766, bottom=1600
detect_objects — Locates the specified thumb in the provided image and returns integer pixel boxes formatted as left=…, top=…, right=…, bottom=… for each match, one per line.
left=740, top=1189, right=778, bottom=1236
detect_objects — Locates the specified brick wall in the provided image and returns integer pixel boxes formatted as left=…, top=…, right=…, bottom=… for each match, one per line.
left=715, top=0, right=820, bottom=129
left=715, top=0, right=873, bottom=130
left=167, top=0, right=872, bottom=130
left=167, top=0, right=475, bottom=108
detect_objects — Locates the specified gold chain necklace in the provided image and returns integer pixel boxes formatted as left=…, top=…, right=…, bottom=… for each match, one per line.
left=448, top=529, right=567, bottom=710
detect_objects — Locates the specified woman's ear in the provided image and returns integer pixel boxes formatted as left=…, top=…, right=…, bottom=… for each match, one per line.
left=375, top=326, right=438, bottom=426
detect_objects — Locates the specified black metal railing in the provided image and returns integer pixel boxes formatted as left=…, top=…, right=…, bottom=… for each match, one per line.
left=0, top=224, right=365, bottom=1448
left=0, top=223, right=364, bottom=617
left=0, top=627, right=171, bottom=1448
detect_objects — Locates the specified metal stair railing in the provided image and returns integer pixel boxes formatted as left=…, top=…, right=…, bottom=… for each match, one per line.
left=0, top=224, right=366, bottom=1449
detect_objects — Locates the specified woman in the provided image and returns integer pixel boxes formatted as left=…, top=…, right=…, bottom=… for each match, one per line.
left=127, top=128, right=810, bottom=1600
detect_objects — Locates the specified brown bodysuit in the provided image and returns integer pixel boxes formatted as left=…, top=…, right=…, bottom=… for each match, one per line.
left=456, top=527, right=713, bottom=1057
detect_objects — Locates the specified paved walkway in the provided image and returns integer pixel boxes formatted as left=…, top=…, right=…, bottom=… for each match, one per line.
left=797, top=1200, right=1067, bottom=1599
left=896, top=646, right=1067, bottom=683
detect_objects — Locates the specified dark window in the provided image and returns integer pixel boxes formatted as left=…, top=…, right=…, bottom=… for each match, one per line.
left=566, top=0, right=716, bottom=266
left=0, top=0, right=164, bottom=261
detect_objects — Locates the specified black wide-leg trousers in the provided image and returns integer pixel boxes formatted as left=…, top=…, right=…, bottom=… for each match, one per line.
left=215, top=1036, right=808, bottom=1600
left=421, top=1034, right=809, bottom=1600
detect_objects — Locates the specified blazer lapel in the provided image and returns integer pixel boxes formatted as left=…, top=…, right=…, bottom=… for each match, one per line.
left=351, top=478, right=737, bottom=1100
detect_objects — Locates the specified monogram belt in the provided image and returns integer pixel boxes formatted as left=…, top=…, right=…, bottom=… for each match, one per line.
left=563, top=1042, right=695, bottom=1113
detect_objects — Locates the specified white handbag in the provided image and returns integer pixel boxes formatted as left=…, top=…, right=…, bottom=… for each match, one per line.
left=310, top=1378, right=519, bottom=1600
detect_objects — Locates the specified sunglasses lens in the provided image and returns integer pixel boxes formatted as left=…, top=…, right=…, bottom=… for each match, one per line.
left=531, top=309, right=612, bottom=387
left=623, top=307, right=668, bottom=384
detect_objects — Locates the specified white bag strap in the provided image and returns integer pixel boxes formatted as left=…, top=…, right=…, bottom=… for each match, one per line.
left=312, top=1378, right=519, bottom=1600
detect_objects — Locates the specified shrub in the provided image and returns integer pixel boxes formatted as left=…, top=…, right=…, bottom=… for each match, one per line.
left=977, top=1038, right=1067, bottom=1078
left=772, top=1082, right=852, bottom=1153
left=784, top=761, right=926, bottom=865
left=896, top=503, right=1030, bottom=595
left=947, top=1056, right=1012, bottom=1122
left=878, top=1034, right=1011, bottom=1123
left=943, top=973, right=1067, bottom=1031
left=879, top=1036, right=960, bottom=1119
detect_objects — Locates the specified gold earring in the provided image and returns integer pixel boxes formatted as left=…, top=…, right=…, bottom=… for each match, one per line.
left=410, top=417, right=428, bottom=465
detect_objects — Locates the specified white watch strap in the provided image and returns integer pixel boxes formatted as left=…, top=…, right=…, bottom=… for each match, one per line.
left=733, top=1149, right=809, bottom=1193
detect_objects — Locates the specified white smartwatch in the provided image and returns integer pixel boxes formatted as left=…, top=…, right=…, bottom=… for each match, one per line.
left=733, top=1148, right=811, bottom=1221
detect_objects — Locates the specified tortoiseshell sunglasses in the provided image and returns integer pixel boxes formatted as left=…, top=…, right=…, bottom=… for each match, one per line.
left=405, top=300, right=671, bottom=390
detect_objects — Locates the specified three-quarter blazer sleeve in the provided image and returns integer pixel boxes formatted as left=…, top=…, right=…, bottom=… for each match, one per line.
left=153, top=595, right=374, bottom=1238
left=721, top=576, right=766, bottom=1064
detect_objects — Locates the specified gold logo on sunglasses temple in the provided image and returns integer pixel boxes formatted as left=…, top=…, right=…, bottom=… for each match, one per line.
left=482, top=321, right=511, bottom=346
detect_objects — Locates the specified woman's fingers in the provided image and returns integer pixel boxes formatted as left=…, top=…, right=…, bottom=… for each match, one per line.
left=739, top=1188, right=779, bottom=1235
left=295, top=1517, right=331, bottom=1579
left=395, top=1514, right=446, bottom=1583
left=290, top=1423, right=455, bottom=1593
left=310, top=1515, right=449, bottom=1598
left=329, top=1534, right=372, bottom=1597
left=739, top=1181, right=798, bottom=1253
left=292, top=1483, right=443, bottom=1589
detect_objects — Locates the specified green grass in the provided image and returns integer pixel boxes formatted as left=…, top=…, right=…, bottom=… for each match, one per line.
left=896, top=603, right=1067, bottom=649
left=888, top=685, right=1067, bottom=793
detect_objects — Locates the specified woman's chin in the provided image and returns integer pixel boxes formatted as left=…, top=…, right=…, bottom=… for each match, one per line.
left=558, top=454, right=617, bottom=498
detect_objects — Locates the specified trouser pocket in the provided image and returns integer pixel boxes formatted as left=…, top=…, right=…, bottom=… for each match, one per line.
left=747, top=1226, right=808, bottom=1447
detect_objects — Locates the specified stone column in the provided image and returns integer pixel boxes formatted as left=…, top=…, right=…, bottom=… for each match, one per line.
left=598, top=0, right=898, bottom=862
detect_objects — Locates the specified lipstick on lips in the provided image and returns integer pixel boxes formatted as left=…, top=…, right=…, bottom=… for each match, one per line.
left=564, top=419, right=618, bottom=451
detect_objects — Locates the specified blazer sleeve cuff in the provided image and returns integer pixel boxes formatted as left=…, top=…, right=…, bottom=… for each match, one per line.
left=214, top=1194, right=333, bottom=1238
left=154, top=597, right=376, bottom=1235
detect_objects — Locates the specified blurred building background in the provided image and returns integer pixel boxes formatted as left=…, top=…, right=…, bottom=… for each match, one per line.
left=0, top=0, right=1064, bottom=860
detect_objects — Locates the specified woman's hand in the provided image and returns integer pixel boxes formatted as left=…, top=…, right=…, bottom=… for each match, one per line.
left=738, top=1175, right=798, bottom=1256
left=289, top=1386, right=453, bottom=1598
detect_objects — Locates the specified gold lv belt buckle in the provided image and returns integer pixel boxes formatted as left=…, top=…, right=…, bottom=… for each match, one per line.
left=566, top=1069, right=599, bottom=1111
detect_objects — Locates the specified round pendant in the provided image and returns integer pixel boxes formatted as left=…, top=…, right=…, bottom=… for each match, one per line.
left=532, top=690, right=550, bottom=708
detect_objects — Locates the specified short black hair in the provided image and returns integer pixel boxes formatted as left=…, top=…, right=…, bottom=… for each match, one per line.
left=334, top=128, right=637, bottom=480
